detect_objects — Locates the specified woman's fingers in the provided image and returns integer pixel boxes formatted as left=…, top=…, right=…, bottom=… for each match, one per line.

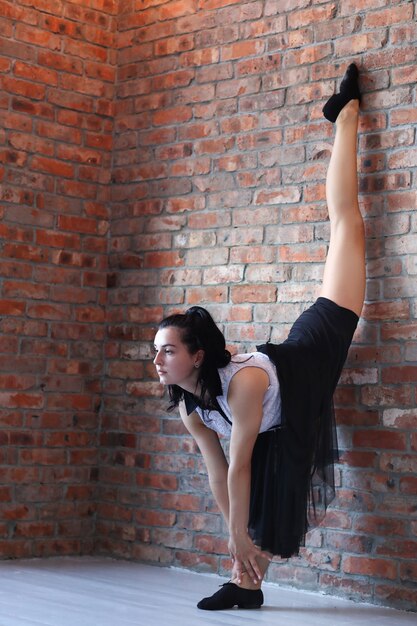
left=234, top=558, right=245, bottom=584
left=240, top=554, right=261, bottom=583
left=248, top=557, right=262, bottom=584
left=229, top=538, right=272, bottom=585
left=249, top=547, right=271, bottom=582
left=259, top=549, right=273, bottom=562
left=252, top=558, right=263, bottom=581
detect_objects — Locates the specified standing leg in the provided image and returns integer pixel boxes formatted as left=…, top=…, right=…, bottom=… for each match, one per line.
left=320, top=98, right=365, bottom=317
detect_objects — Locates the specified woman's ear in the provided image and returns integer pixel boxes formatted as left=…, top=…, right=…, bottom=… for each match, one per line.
left=194, top=349, right=205, bottom=368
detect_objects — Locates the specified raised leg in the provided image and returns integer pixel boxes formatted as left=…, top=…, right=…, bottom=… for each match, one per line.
left=320, top=99, right=365, bottom=317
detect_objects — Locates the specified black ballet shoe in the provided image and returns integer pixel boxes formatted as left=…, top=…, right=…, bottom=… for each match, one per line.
left=197, top=581, right=264, bottom=611
left=322, top=63, right=361, bottom=123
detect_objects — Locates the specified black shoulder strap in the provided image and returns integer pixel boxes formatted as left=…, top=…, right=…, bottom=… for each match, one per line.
left=212, top=398, right=232, bottom=426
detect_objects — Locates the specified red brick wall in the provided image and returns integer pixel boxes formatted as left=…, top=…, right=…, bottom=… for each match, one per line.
left=0, top=0, right=117, bottom=557
left=1, top=0, right=416, bottom=612
left=102, top=0, right=417, bottom=612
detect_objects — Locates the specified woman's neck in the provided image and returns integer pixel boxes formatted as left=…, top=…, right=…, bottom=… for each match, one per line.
left=179, top=373, right=202, bottom=396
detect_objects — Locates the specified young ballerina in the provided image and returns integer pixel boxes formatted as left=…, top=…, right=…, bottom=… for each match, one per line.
left=153, top=64, right=365, bottom=610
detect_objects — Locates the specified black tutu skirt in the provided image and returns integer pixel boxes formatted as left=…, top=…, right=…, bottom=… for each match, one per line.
left=250, top=297, right=359, bottom=558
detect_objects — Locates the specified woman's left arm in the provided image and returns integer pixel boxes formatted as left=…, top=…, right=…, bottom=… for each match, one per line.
left=227, top=367, right=272, bottom=583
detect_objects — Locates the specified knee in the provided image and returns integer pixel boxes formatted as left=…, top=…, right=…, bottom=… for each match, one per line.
left=332, top=210, right=364, bottom=235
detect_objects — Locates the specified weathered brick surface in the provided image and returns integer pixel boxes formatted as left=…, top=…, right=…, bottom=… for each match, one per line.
left=104, top=0, right=417, bottom=613
left=1, top=0, right=417, bottom=613
left=0, top=0, right=115, bottom=558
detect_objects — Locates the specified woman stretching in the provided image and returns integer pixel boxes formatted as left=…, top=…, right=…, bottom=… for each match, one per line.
left=153, top=64, right=365, bottom=610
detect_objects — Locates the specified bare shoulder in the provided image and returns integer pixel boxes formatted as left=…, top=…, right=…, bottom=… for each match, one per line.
left=229, top=366, right=269, bottom=397
left=228, top=366, right=269, bottom=423
left=179, top=398, right=199, bottom=427
left=178, top=399, right=225, bottom=466
left=179, top=399, right=210, bottom=437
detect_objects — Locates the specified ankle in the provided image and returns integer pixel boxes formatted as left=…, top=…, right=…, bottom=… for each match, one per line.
left=231, top=573, right=262, bottom=590
left=335, top=99, right=360, bottom=124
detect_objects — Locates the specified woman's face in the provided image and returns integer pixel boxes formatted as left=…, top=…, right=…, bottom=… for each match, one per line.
left=153, top=326, right=203, bottom=389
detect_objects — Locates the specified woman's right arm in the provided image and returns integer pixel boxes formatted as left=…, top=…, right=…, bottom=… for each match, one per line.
left=179, top=401, right=230, bottom=526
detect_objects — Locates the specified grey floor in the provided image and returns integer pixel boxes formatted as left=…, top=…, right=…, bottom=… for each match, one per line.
left=0, top=556, right=414, bottom=626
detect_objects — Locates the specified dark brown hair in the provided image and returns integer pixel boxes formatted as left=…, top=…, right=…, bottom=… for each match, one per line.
left=157, top=306, right=231, bottom=410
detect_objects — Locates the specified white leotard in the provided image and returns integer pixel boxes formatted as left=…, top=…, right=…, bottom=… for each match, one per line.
left=194, top=352, right=282, bottom=436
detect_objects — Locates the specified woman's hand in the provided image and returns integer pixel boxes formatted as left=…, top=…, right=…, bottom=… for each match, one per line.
left=228, top=531, right=271, bottom=585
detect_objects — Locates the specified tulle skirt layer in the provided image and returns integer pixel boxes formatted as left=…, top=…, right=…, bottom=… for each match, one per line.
left=250, top=297, right=359, bottom=558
